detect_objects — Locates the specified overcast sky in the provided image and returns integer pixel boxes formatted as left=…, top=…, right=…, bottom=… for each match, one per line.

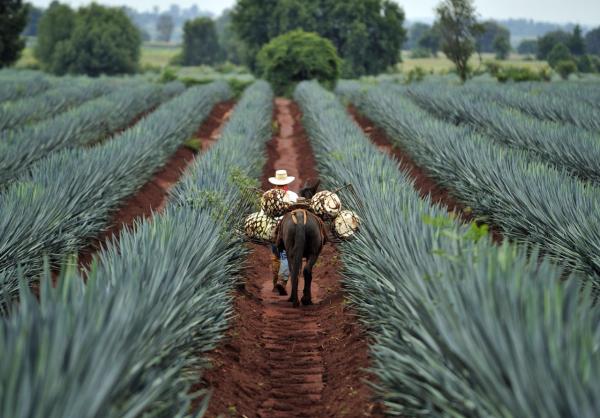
left=28, top=0, right=600, bottom=25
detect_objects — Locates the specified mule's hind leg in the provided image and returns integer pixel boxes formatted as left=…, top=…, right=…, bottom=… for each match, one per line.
left=301, top=255, right=318, bottom=306
left=288, top=254, right=301, bottom=307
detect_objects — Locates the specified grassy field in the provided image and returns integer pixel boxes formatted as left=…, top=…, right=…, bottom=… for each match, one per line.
left=139, top=42, right=181, bottom=68
left=18, top=44, right=548, bottom=73
left=398, top=51, right=548, bottom=73
left=15, top=46, right=38, bottom=68
left=16, top=43, right=182, bottom=69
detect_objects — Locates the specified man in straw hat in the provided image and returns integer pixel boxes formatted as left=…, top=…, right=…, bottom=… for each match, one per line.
left=269, top=169, right=298, bottom=295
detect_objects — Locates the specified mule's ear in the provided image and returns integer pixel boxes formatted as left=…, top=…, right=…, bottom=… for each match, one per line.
left=303, top=178, right=320, bottom=192
left=300, top=178, right=320, bottom=199
left=312, top=179, right=321, bottom=191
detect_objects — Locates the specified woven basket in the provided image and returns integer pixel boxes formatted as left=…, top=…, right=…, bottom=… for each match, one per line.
left=261, top=189, right=290, bottom=217
left=244, top=211, right=277, bottom=241
left=333, top=210, right=360, bottom=239
left=310, top=191, right=342, bottom=219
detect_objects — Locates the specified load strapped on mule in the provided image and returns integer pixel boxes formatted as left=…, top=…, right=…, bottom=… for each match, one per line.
left=244, top=186, right=361, bottom=244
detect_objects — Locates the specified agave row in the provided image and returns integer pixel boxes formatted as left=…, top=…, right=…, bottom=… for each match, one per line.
left=0, top=77, right=118, bottom=132
left=340, top=83, right=600, bottom=285
left=487, top=80, right=600, bottom=111
left=295, top=80, right=600, bottom=418
left=406, top=83, right=600, bottom=185
left=0, top=81, right=231, bottom=303
left=0, top=81, right=273, bottom=418
left=0, top=81, right=185, bottom=188
left=0, top=70, right=55, bottom=103
left=461, top=82, right=600, bottom=132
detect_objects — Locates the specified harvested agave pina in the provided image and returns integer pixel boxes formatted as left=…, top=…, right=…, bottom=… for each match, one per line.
left=310, top=191, right=342, bottom=219
left=244, top=211, right=277, bottom=241
left=261, top=189, right=290, bottom=217
left=334, top=210, right=360, bottom=239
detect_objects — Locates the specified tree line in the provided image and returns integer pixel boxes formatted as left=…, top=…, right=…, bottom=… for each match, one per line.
left=1, top=0, right=600, bottom=81
left=404, top=0, right=600, bottom=80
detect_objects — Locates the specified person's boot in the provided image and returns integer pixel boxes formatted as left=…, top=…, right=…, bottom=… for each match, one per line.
left=271, top=254, right=280, bottom=292
left=275, top=278, right=288, bottom=296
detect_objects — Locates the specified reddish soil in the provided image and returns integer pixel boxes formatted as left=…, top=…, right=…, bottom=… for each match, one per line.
left=349, top=105, right=503, bottom=244
left=76, top=100, right=235, bottom=270
left=198, top=99, right=383, bottom=417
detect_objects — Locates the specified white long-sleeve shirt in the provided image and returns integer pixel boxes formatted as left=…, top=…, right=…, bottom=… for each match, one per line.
left=284, top=190, right=298, bottom=203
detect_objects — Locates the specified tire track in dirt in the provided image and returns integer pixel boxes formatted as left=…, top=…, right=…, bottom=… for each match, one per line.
left=76, top=100, right=235, bottom=270
left=199, top=99, right=383, bottom=418
left=348, top=105, right=503, bottom=244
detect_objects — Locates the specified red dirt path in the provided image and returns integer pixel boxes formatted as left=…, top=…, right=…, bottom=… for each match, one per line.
left=77, top=100, right=235, bottom=270
left=198, top=99, right=383, bottom=418
left=349, top=105, right=503, bottom=244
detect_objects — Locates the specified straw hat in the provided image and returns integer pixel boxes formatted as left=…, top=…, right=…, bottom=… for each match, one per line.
left=268, top=169, right=295, bottom=186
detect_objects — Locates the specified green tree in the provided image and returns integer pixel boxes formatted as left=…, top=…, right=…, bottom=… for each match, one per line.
left=215, top=9, right=245, bottom=64
left=517, top=39, right=538, bottom=56
left=568, top=24, right=585, bottom=56
left=585, top=27, right=600, bottom=55
left=0, top=0, right=29, bottom=67
left=436, top=0, right=480, bottom=82
left=537, top=30, right=571, bottom=59
left=35, top=1, right=75, bottom=66
left=257, top=30, right=340, bottom=96
left=156, top=13, right=174, bottom=42
left=577, top=54, right=597, bottom=73
left=22, top=5, right=43, bottom=37
left=476, top=20, right=510, bottom=53
left=555, top=59, right=577, bottom=79
left=418, top=24, right=442, bottom=57
left=49, top=4, right=140, bottom=75
left=493, top=33, right=511, bottom=60
left=592, top=55, right=600, bottom=71
left=231, top=0, right=405, bottom=77
left=590, top=55, right=600, bottom=73
left=269, top=0, right=317, bottom=37
left=326, top=0, right=405, bottom=76
left=405, top=22, right=431, bottom=50
left=182, top=17, right=222, bottom=66
left=547, top=42, right=572, bottom=68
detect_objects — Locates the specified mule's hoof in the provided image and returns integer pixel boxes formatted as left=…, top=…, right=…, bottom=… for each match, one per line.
left=275, top=283, right=288, bottom=296
left=301, top=297, right=313, bottom=306
left=292, top=300, right=300, bottom=308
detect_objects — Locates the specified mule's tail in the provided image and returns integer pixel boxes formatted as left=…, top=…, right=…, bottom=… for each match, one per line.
left=290, top=212, right=305, bottom=280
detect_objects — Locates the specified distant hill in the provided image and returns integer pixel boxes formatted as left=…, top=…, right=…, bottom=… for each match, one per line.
left=406, top=18, right=594, bottom=46
left=497, top=19, right=592, bottom=44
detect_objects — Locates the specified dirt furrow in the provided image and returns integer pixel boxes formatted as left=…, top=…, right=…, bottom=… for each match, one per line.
left=76, top=100, right=235, bottom=270
left=200, top=99, right=382, bottom=418
left=348, top=105, right=503, bottom=243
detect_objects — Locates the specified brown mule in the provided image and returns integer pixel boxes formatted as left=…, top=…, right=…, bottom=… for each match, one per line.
left=275, top=180, right=327, bottom=307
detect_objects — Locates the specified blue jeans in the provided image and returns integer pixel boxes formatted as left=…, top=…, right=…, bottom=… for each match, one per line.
left=271, top=245, right=290, bottom=282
